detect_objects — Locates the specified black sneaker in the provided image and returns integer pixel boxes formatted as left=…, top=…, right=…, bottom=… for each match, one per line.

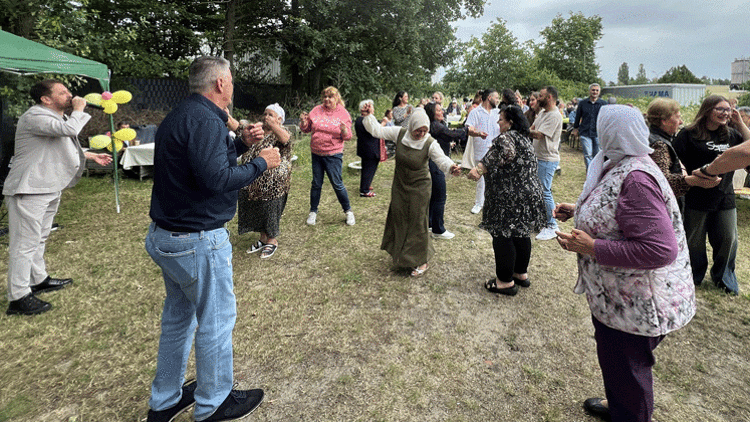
left=202, top=388, right=264, bottom=422
left=6, top=293, right=52, bottom=315
left=147, top=379, right=198, bottom=422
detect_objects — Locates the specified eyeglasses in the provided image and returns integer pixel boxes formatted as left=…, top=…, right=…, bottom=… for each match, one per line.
left=714, top=107, right=732, bottom=114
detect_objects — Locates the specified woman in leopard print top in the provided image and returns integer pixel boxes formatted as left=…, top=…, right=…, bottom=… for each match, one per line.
left=237, top=104, right=293, bottom=258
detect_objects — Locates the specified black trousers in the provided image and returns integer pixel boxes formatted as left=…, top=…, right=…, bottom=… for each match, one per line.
left=491, top=235, right=531, bottom=282
left=359, top=158, right=379, bottom=194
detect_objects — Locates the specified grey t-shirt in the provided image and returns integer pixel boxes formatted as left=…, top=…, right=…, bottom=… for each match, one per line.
left=532, top=109, right=562, bottom=162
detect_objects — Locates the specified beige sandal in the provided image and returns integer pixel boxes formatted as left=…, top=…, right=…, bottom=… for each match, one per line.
left=410, top=263, right=429, bottom=277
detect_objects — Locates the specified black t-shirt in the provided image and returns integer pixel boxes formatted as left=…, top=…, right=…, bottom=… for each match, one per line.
left=673, top=126, right=744, bottom=211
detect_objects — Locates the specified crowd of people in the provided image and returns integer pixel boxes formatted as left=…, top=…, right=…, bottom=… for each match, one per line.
left=5, top=55, right=750, bottom=422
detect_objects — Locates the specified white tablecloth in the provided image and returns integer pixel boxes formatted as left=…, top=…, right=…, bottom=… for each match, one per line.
left=121, top=143, right=155, bottom=170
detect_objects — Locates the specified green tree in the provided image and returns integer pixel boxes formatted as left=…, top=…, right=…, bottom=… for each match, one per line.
left=632, top=64, right=649, bottom=84
left=536, top=12, right=603, bottom=83
left=657, top=65, right=703, bottom=84
left=228, top=0, right=486, bottom=99
left=443, top=19, right=534, bottom=95
left=617, top=62, right=629, bottom=85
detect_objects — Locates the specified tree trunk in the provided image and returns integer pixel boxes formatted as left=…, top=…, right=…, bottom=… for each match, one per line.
left=223, top=0, right=238, bottom=73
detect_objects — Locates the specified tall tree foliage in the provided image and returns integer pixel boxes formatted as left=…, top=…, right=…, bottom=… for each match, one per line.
left=442, top=18, right=592, bottom=100
left=536, top=12, right=603, bottom=84
left=617, top=62, right=630, bottom=85
left=264, top=0, right=486, bottom=98
left=631, top=64, right=649, bottom=84
left=657, top=65, right=703, bottom=84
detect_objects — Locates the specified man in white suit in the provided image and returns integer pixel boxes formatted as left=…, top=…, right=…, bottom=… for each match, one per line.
left=4, top=79, right=112, bottom=315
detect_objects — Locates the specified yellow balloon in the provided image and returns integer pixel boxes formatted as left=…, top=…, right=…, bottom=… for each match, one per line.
left=107, top=139, right=124, bottom=153
left=84, top=93, right=102, bottom=105
left=89, top=134, right=111, bottom=149
left=113, top=128, right=137, bottom=142
left=101, top=100, right=118, bottom=114
left=111, top=90, right=132, bottom=104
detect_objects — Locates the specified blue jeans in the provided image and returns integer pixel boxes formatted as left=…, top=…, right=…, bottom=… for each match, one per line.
left=536, top=159, right=558, bottom=229
left=428, top=160, right=447, bottom=234
left=310, top=153, right=351, bottom=213
left=146, top=223, right=236, bottom=421
left=682, top=208, right=739, bottom=294
left=580, top=135, right=599, bottom=170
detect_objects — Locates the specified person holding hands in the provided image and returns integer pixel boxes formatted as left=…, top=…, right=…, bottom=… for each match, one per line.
left=361, top=103, right=460, bottom=277
left=553, top=105, right=695, bottom=422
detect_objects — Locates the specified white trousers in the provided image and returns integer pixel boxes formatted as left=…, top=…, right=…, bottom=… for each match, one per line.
left=6, top=192, right=61, bottom=300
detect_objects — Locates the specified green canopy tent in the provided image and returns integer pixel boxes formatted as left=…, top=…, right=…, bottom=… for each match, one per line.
left=0, top=30, right=110, bottom=91
left=0, top=30, right=123, bottom=212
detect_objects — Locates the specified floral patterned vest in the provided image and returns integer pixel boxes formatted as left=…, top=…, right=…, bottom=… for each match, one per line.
left=574, top=156, right=696, bottom=336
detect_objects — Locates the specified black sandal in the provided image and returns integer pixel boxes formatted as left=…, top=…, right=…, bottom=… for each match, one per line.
left=484, top=278, right=518, bottom=296
left=513, top=276, right=531, bottom=288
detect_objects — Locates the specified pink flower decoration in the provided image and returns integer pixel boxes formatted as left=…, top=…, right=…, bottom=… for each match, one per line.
left=102, top=91, right=113, bottom=100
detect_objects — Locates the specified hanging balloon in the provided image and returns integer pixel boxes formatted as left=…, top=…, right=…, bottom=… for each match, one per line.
left=101, top=100, right=118, bottom=114
left=111, top=90, right=133, bottom=104
left=101, top=91, right=113, bottom=101
left=89, top=135, right=112, bottom=150
left=84, top=93, right=103, bottom=105
left=107, top=138, right=124, bottom=153
left=113, top=128, right=137, bottom=142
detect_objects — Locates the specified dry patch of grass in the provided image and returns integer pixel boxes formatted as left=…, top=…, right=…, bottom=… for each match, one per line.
left=0, top=138, right=749, bottom=422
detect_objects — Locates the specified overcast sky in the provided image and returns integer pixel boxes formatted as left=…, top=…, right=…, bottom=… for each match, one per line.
left=451, top=0, right=750, bottom=84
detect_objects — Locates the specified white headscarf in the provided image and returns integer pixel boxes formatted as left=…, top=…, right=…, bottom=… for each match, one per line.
left=407, top=108, right=430, bottom=139
left=265, top=103, right=285, bottom=124
left=579, top=105, right=653, bottom=202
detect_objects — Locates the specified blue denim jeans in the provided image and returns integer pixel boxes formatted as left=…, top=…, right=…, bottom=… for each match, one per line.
left=536, top=159, right=558, bottom=229
left=428, top=160, right=447, bottom=234
left=310, top=153, right=351, bottom=213
left=580, top=135, right=599, bottom=170
left=682, top=208, right=739, bottom=294
left=146, top=223, right=236, bottom=420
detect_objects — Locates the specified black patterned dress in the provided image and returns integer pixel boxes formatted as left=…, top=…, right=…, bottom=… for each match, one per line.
left=237, top=132, right=294, bottom=238
left=479, top=130, right=546, bottom=238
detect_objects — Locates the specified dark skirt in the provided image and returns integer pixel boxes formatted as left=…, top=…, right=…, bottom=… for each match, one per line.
left=237, top=194, right=288, bottom=238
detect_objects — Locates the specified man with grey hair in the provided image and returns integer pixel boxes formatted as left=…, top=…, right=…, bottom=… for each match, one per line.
left=572, top=83, right=607, bottom=170
left=355, top=99, right=381, bottom=197
left=145, top=56, right=280, bottom=422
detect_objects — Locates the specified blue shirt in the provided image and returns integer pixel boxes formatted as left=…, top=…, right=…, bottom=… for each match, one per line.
left=150, top=94, right=268, bottom=232
left=573, top=98, right=607, bottom=138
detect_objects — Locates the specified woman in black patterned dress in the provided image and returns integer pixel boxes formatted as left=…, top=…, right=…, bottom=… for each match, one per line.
left=468, top=105, right=546, bottom=295
left=238, top=104, right=293, bottom=259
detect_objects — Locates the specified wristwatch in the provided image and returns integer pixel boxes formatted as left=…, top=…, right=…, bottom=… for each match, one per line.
left=699, top=164, right=716, bottom=177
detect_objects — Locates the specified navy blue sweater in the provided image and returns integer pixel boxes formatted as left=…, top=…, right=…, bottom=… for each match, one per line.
left=573, top=98, right=607, bottom=138
left=150, top=94, right=267, bottom=232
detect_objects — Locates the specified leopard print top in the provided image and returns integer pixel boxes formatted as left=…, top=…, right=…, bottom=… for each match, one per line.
left=239, top=132, right=294, bottom=201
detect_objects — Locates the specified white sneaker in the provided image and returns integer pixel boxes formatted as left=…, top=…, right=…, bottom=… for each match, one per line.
left=470, top=204, right=482, bottom=214
left=431, top=230, right=455, bottom=240
left=345, top=210, right=356, bottom=226
left=535, top=227, right=558, bottom=241
left=306, top=212, right=317, bottom=225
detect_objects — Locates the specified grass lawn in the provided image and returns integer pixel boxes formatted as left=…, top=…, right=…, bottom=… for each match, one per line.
left=0, top=135, right=749, bottom=422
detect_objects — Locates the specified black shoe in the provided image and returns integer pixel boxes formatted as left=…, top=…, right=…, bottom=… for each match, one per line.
left=203, top=388, right=264, bottom=422
left=484, top=278, right=518, bottom=296
left=147, top=379, right=198, bottom=422
left=31, top=276, right=73, bottom=294
left=6, top=293, right=52, bottom=315
left=512, top=276, right=531, bottom=288
left=583, top=397, right=611, bottom=421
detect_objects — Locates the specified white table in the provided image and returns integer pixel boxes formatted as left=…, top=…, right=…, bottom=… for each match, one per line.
left=121, top=143, right=155, bottom=179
